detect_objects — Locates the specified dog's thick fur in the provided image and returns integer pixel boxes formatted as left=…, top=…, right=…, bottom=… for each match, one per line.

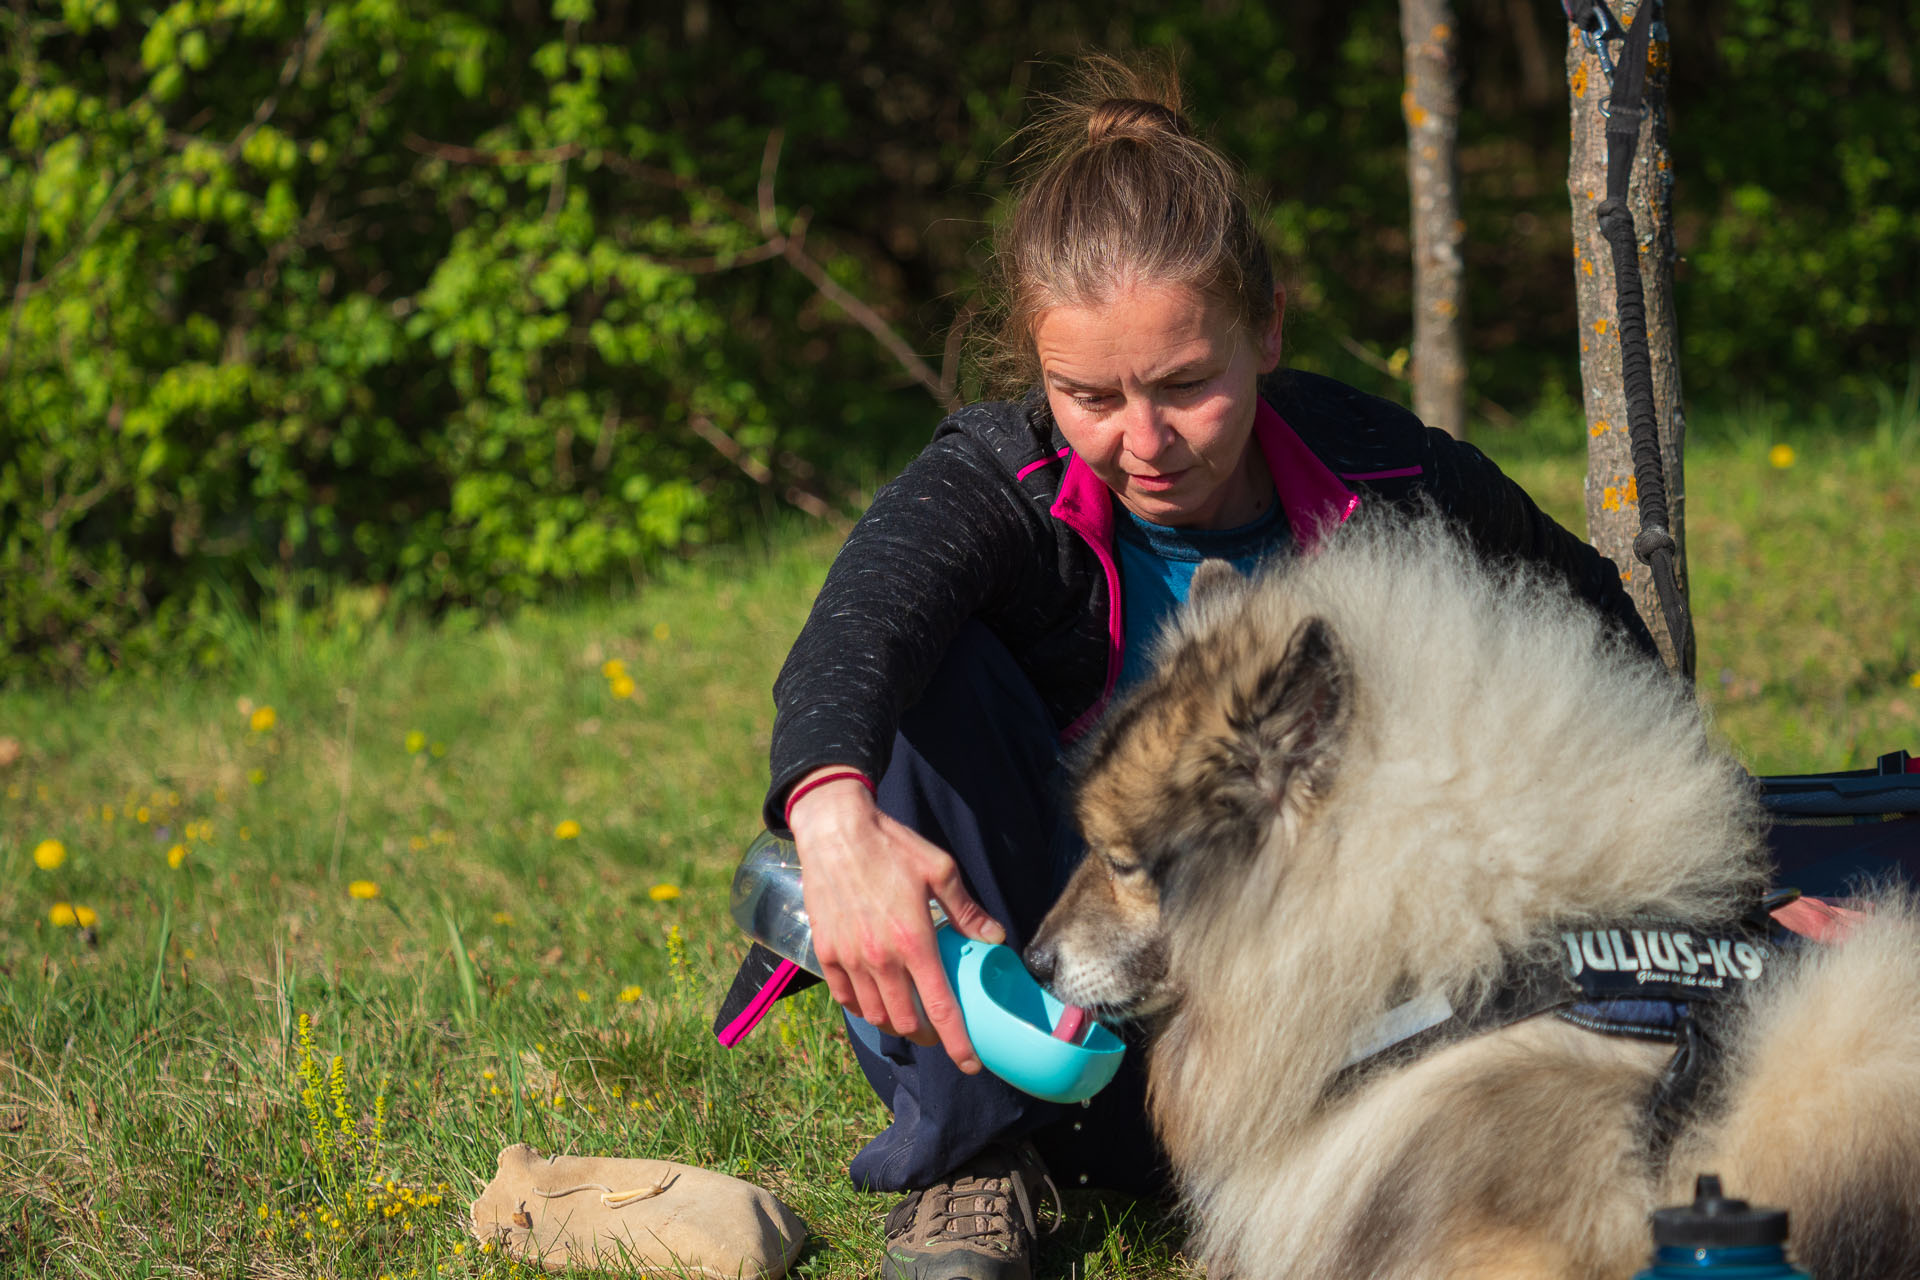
left=1026, top=514, right=1920, bottom=1280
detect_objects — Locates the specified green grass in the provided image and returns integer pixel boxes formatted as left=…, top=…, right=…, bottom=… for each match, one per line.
left=2, top=407, right=1917, bottom=1279
left=1489, top=399, right=1920, bottom=773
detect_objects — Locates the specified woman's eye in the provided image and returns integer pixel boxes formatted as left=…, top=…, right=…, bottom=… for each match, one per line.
left=1072, top=393, right=1113, bottom=410
left=1107, top=857, right=1143, bottom=877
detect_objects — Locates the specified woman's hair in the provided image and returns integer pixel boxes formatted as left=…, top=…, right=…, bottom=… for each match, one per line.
left=975, top=54, right=1278, bottom=396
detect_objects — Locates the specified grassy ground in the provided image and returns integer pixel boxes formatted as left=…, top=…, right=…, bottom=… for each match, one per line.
left=2, top=407, right=1916, bottom=1279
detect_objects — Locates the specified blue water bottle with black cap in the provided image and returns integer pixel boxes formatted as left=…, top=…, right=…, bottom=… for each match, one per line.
left=1633, top=1174, right=1811, bottom=1278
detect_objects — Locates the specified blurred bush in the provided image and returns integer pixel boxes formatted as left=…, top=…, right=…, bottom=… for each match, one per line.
left=2, top=0, right=1913, bottom=681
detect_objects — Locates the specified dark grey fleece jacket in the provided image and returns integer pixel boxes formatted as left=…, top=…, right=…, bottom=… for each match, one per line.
left=763, top=371, right=1653, bottom=831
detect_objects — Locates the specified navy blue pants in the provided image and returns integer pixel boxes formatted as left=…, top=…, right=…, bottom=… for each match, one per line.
left=844, top=621, right=1169, bottom=1198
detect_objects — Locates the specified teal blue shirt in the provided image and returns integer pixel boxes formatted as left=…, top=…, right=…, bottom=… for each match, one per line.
left=1113, top=499, right=1291, bottom=692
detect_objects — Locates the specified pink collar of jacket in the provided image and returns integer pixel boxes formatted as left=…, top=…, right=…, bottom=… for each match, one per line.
left=1047, top=397, right=1360, bottom=737
left=1048, top=395, right=1361, bottom=558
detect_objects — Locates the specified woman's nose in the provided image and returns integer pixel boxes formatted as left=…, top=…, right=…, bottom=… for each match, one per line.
left=1121, top=399, right=1174, bottom=462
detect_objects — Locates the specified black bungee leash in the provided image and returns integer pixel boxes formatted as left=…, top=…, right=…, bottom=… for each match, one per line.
left=1562, top=0, right=1695, bottom=677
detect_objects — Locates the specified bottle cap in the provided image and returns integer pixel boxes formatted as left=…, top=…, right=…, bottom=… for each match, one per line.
left=1651, top=1175, right=1789, bottom=1249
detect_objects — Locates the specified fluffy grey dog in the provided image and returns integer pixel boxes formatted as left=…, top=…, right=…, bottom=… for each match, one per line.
left=1027, top=513, right=1920, bottom=1280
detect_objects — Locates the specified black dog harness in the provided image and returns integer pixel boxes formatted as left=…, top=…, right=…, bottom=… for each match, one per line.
left=1336, top=892, right=1801, bottom=1153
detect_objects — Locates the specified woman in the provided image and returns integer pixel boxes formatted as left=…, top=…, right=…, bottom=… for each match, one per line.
left=730, top=59, right=1655, bottom=1280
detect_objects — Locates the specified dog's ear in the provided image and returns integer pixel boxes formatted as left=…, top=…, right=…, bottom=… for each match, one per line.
left=1228, top=615, right=1350, bottom=809
left=1189, top=558, right=1242, bottom=610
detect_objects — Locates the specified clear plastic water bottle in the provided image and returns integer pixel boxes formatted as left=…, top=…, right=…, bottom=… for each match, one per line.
left=728, top=830, right=947, bottom=977
left=1633, top=1175, right=1811, bottom=1278
left=728, top=830, right=1123, bottom=1100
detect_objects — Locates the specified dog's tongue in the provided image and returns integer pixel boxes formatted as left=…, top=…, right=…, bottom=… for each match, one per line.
left=1051, top=1005, right=1089, bottom=1044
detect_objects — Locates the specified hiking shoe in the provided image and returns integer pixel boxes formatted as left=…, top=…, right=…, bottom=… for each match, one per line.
left=880, top=1142, right=1059, bottom=1280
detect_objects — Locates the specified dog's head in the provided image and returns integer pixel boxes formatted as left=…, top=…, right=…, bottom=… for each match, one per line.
left=1025, top=562, right=1352, bottom=1023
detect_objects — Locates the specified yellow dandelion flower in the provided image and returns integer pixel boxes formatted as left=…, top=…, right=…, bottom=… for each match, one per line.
left=258, top=1205, right=269, bottom=1220
left=619, top=985, right=642, bottom=1003
left=167, top=844, right=187, bottom=869
left=247, top=768, right=266, bottom=786
left=348, top=880, right=380, bottom=900
left=553, top=819, right=581, bottom=840
left=648, top=883, right=681, bottom=902
left=32, top=839, right=67, bottom=871
left=101, top=805, right=115, bottom=822
left=1767, top=443, right=1796, bottom=469
left=404, top=729, right=426, bottom=754
left=1908, top=671, right=1920, bottom=689
left=408, top=835, right=427, bottom=852
left=610, top=674, right=636, bottom=699
left=576, top=988, right=592, bottom=1002
left=74, top=905, right=97, bottom=927
left=240, top=826, right=251, bottom=841
left=652, top=621, right=670, bottom=641
left=601, top=658, right=626, bottom=680
left=482, top=1069, right=495, bottom=1080
left=250, top=706, right=277, bottom=733
left=491, top=911, right=512, bottom=925
left=50, top=902, right=78, bottom=926
left=135, top=806, right=151, bottom=824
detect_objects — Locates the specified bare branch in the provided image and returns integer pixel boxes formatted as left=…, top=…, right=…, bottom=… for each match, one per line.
left=757, top=128, right=784, bottom=239
left=654, top=241, right=785, bottom=274
left=1337, top=332, right=1407, bottom=381
left=689, top=414, right=849, bottom=531
left=687, top=414, right=773, bottom=485
left=403, top=134, right=586, bottom=168
left=410, top=132, right=951, bottom=406
left=783, top=243, right=945, bottom=404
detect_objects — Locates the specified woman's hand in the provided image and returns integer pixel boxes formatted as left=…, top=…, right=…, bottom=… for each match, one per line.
left=785, top=767, right=1007, bottom=1074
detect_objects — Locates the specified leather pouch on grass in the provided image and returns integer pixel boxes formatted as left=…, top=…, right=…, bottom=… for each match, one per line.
left=470, top=1143, right=807, bottom=1277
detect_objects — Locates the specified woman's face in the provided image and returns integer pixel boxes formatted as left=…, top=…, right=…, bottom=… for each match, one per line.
left=1034, top=281, right=1284, bottom=530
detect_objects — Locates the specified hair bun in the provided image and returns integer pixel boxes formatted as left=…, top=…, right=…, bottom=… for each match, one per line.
left=1087, top=98, right=1192, bottom=145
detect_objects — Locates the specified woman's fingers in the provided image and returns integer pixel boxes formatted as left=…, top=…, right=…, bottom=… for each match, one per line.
left=788, top=785, right=996, bottom=1071
left=927, top=860, right=1007, bottom=946
left=905, top=949, right=979, bottom=1071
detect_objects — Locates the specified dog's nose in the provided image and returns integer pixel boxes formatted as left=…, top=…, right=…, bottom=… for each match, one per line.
left=1022, top=939, right=1057, bottom=987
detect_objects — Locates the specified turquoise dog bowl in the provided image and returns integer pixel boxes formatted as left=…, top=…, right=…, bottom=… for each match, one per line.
left=937, top=927, right=1126, bottom=1104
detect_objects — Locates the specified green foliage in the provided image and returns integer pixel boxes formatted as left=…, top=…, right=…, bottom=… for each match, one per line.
left=0, top=0, right=917, bottom=681
left=1676, top=0, right=1920, bottom=402
left=3, top=0, right=1914, bottom=681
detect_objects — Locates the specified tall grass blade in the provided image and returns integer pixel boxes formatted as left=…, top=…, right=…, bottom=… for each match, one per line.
left=145, top=901, right=172, bottom=1028
left=441, top=903, right=480, bottom=1024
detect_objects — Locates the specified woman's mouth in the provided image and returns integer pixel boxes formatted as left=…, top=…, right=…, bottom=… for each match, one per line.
left=1128, top=470, right=1186, bottom=492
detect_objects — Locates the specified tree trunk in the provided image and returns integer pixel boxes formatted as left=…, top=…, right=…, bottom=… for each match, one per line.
left=1566, top=3, right=1691, bottom=674
left=1401, top=0, right=1467, bottom=440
